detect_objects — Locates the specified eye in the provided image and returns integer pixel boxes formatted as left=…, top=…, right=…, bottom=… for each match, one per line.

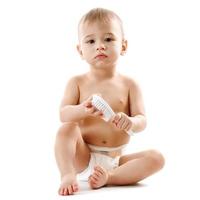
left=86, top=39, right=95, bottom=44
left=105, top=37, right=114, bottom=42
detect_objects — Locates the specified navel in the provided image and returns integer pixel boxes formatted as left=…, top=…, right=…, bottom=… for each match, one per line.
left=102, top=140, right=107, bottom=144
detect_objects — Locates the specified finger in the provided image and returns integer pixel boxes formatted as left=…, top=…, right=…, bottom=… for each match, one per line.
left=83, top=101, right=92, bottom=108
left=93, top=110, right=103, bottom=117
left=125, top=123, right=132, bottom=131
left=112, top=113, right=121, bottom=124
left=121, top=120, right=129, bottom=130
left=116, top=113, right=122, bottom=120
left=117, top=117, right=125, bottom=129
left=108, top=115, right=115, bottom=123
left=83, top=95, right=94, bottom=107
left=85, top=106, right=95, bottom=114
left=123, top=122, right=129, bottom=130
left=86, top=95, right=94, bottom=101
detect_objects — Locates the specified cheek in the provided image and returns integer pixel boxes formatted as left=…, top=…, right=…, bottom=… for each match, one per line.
left=81, top=47, right=92, bottom=58
left=109, top=43, right=121, bottom=54
left=109, top=47, right=121, bottom=58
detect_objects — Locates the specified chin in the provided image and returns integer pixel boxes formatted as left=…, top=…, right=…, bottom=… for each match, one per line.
left=95, top=61, right=114, bottom=68
left=95, top=64, right=110, bottom=69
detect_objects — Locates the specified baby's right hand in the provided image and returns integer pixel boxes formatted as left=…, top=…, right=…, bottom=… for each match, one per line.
left=81, top=95, right=104, bottom=118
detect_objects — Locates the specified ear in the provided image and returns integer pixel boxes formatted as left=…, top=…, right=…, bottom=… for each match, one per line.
left=120, top=39, right=128, bottom=56
left=76, top=45, right=84, bottom=59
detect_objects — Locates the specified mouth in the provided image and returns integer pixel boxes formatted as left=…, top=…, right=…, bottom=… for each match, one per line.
left=95, top=54, right=108, bottom=59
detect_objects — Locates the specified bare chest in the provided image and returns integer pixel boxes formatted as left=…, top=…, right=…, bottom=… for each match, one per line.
left=79, top=80, right=129, bottom=114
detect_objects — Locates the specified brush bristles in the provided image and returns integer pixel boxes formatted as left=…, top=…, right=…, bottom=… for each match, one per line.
left=91, top=95, right=115, bottom=121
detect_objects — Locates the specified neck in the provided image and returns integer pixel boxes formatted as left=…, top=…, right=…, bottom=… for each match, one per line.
left=89, top=65, right=117, bottom=80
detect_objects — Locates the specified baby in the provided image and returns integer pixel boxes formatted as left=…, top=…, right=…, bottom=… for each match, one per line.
left=54, top=8, right=165, bottom=196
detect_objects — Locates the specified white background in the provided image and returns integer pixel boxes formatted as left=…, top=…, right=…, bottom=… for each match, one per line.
left=0, top=0, right=200, bottom=199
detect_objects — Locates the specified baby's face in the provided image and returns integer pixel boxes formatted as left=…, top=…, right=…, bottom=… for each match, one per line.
left=77, top=19, right=127, bottom=68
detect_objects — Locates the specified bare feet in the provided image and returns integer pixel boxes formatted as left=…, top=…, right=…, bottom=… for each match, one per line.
left=58, top=173, right=79, bottom=195
left=88, top=165, right=109, bottom=189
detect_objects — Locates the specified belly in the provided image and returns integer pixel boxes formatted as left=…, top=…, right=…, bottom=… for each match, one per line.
left=79, top=116, right=130, bottom=146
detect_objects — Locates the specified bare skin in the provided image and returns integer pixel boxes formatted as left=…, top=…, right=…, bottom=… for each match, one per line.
left=55, top=17, right=165, bottom=196
left=88, top=150, right=165, bottom=189
left=55, top=73, right=165, bottom=195
left=88, top=165, right=109, bottom=189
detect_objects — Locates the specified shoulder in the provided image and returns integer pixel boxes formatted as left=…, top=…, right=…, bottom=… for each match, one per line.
left=66, top=73, right=87, bottom=87
left=61, top=74, right=87, bottom=106
left=118, top=74, right=139, bottom=89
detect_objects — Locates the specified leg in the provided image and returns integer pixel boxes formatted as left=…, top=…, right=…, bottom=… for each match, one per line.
left=54, top=122, right=90, bottom=195
left=88, top=149, right=165, bottom=188
left=107, top=149, right=165, bottom=185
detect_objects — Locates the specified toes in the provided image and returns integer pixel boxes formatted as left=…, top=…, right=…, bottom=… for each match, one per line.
left=88, top=174, right=101, bottom=189
left=59, top=188, right=66, bottom=196
left=94, top=165, right=104, bottom=174
left=91, top=176, right=98, bottom=183
left=94, top=170, right=102, bottom=177
left=92, top=173, right=100, bottom=180
left=88, top=175, right=97, bottom=187
left=63, top=188, right=68, bottom=195
left=89, top=180, right=98, bottom=189
left=88, top=166, right=108, bottom=189
left=67, top=185, right=73, bottom=195
left=91, top=183, right=98, bottom=189
left=59, top=184, right=78, bottom=196
left=72, top=183, right=78, bottom=192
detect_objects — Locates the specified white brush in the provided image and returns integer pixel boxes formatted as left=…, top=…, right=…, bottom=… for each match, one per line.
left=91, top=95, right=135, bottom=136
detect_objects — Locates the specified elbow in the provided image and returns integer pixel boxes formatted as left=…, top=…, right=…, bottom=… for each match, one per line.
left=59, top=107, right=78, bottom=123
left=59, top=110, right=64, bottom=123
left=59, top=108, right=67, bottom=123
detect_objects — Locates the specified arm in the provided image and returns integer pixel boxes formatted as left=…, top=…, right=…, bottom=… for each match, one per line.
left=129, top=114, right=146, bottom=133
left=128, top=79, right=147, bottom=132
left=60, top=77, right=104, bottom=123
left=60, top=77, right=86, bottom=122
left=110, top=79, right=147, bottom=133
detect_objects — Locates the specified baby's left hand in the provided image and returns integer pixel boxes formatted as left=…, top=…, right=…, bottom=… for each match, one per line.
left=110, top=112, right=132, bottom=132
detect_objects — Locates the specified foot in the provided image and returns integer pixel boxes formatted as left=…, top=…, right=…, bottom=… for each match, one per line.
left=58, top=173, right=79, bottom=195
left=88, top=165, right=109, bottom=189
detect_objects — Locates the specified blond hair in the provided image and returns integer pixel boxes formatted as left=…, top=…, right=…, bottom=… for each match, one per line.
left=78, top=8, right=124, bottom=38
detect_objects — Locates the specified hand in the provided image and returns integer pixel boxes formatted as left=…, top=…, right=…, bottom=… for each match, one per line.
left=110, top=112, right=132, bottom=132
left=81, top=94, right=104, bottom=118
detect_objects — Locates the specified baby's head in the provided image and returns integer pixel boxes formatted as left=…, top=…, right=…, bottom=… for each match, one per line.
left=77, top=8, right=127, bottom=68
left=78, top=8, right=125, bottom=40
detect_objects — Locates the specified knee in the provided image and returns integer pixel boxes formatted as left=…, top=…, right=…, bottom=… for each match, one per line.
left=147, top=149, right=165, bottom=170
left=56, top=122, right=80, bottom=139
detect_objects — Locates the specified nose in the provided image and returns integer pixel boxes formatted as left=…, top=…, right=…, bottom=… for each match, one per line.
left=96, top=42, right=105, bottom=51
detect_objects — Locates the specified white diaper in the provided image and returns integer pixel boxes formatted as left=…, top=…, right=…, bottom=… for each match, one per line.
left=77, top=152, right=120, bottom=181
left=77, top=143, right=127, bottom=181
